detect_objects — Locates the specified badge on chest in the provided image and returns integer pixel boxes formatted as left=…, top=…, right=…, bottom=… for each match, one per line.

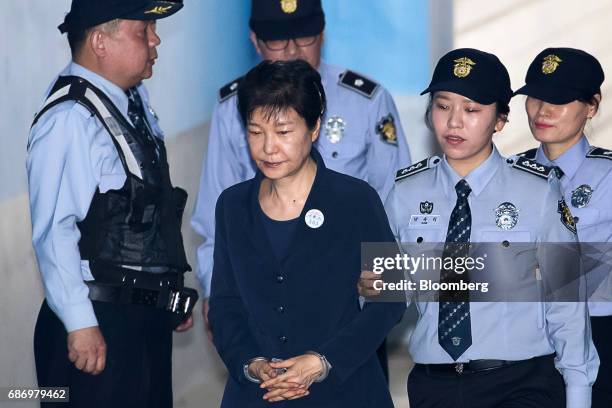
left=410, top=201, right=441, bottom=226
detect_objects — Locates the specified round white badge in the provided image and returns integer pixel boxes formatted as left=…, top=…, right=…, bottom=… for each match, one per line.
left=304, top=209, right=325, bottom=229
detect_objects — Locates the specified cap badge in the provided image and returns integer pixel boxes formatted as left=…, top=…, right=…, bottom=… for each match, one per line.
left=280, top=0, right=298, bottom=14
left=325, top=116, right=345, bottom=144
left=542, top=55, right=562, bottom=75
left=453, top=57, right=476, bottom=78
left=144, top=5, right=173, bottom=15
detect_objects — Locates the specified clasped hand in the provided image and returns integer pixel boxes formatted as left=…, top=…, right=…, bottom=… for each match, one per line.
left=249, top=354, right=324, bottom=402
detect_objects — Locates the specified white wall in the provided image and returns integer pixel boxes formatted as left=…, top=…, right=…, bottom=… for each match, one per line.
left=453, top=0, right=612, bottom=155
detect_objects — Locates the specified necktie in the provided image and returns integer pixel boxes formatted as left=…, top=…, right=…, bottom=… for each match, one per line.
left=438, top=179, right=473, bottom=360
left=127, top=88, right=160, bottom=159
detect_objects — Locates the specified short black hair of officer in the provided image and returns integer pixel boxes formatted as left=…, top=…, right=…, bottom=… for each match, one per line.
left=421, top=48, right=513, bottom=130
left=237, top=59, right=327, bottom=130
left=249, top=0, right=325, bottom=40
left=514, top=47, right=605, bottom=105
left=59, top=0, right=183, bottom=55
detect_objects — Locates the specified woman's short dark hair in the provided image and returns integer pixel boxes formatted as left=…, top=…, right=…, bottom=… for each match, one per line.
left=423, top=93, right=510, bottom=131
left=237, top=59, right=326, bottom=130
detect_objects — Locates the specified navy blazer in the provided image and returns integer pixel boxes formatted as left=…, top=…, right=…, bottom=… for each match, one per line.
left=209, top=149, right=405, bottom=407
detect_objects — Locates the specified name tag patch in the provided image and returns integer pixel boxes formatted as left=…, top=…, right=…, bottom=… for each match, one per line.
left=409, top=214, right=442, bottom=227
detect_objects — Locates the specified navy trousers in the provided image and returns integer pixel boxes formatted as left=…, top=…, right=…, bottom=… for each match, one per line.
left=34, top=300, right=174, bottom=408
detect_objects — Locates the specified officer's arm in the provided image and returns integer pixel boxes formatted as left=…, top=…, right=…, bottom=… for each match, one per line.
left=27, top=105, right=100, bottom=332
left=208, top=193, right=262, bottom=385
left=191, top=101, right=245, bottom=297
left=537, top=183, right=598, bottom=408
left=366, top=88, right=412, bottom=203
left=319, top=187, right=406, bottom=385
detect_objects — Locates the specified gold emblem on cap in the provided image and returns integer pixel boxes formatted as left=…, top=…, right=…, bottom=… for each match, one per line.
left=542, top=54, right=562, bottom=75
left=144, top=5, right=172, bottom=15
left=453, top=57, right=476, bottom=78
left=280, top=0, right=298, bottom=14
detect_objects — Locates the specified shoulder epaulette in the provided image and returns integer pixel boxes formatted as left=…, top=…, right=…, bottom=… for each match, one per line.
left=338, top=70, right=379, bottom=98
left=218, top=76, right=242, bottom=102
left=586, top=147, right=612, bottom=161
left=395, top=157, right=439, bottom=182
left=518, top=148, right=537, bottom=159
left=511, top=157, right=552, bottom=179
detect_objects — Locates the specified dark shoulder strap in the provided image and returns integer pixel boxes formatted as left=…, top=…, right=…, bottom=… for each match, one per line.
left=30, top=75, right=143, bottom=179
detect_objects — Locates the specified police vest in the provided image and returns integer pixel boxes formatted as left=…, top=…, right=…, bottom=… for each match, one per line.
left=32, top=76, right=191, bottom=275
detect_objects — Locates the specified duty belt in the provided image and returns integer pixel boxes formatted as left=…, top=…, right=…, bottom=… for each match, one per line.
left=85, top=264, right=198, bottom=326
left=416, top=354, right=554, bottom=376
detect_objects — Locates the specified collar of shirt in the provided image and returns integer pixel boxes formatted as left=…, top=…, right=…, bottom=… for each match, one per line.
left=535, top=136, right=589, bottom=182
left=439, top=144, right=502, bottom=201
left=65, top=62, right=131, bottom=122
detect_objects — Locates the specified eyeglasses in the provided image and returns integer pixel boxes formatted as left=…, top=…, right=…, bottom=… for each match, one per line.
left=258, top=35, right=319, bottom=51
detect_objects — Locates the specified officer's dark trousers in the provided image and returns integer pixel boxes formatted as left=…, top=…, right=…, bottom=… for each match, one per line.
left=592, top=315, right=612, bottom=407
left=408, top=355, right=565, bottom=408
left=34, top=300, right=174, bottom=408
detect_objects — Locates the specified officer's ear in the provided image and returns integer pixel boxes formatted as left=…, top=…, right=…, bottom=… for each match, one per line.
left=249, top=31, right=263, bottom=56
left=89, top=28, right=108, bottom=58
left=494, top=113, right=508, bottom=133
left=587, top=93, right=602, bottom=119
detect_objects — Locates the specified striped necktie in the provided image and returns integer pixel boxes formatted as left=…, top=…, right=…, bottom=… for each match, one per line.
left=438, top=179, right=473, bottom=360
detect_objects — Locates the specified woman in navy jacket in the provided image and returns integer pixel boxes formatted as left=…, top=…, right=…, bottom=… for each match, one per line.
left=208, top=59, right=405, bottom=407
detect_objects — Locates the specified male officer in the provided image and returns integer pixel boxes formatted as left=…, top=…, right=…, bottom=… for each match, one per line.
left=192, top=0, right=411, bottom=356
left=27, top=1, right=196, bottom=407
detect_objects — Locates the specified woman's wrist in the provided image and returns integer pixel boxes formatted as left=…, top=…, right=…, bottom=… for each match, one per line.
left=244, top=357, right=268, bottom=383
left=304, top=351, right=332, bottom=382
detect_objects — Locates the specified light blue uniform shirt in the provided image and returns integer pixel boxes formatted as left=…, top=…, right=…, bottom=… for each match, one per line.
left=191, top=61, right=412, bottom=296
left=531, top=136, right=612, bottom=316
left=386, top=146, right=598, bottom=408
left=27, top=62, right=163, bottom=332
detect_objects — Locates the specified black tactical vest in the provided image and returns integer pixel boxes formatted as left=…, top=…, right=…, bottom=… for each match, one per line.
left=32, top=76, right=191, bottom=275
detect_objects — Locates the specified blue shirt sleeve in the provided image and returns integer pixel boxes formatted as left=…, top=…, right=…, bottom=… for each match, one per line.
left=191, top=100, right=247, bottom=297
left=537, top=179, right=599, bottom=408
left=27, top=102, right=117, bottom=332
left=366, top=88, right=412, bottom=203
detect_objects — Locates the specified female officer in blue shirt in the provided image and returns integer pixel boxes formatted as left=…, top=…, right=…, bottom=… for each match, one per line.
left=369, top=48, right=598, bottom=408
left=208, top=59, right=405, bottom=407
left=515, top=47, right=611, bottom=408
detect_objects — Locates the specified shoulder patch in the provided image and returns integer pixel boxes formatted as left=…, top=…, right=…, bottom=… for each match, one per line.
left=586, top=147, right=612, bottom=161
left=558, top=199, right=577, bottom=234
left=511, top=158, right=553, bottom=179
left=518, top=148, right=537, bottom=159
left=395, top=157, right=439, bottom=182
left=338, top=70, right=379, bottom=98
left=218, top=76, right=242, bottom=102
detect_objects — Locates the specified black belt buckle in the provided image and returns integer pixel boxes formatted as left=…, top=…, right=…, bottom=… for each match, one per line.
left=455, top=363, right=464, bottom=374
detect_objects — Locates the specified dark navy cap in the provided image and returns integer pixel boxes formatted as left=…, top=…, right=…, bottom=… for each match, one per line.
left=421, top=48, right=513, bottom=106
left=59, top=0, right=183, bottom=34
left=514, top=48, right=604, bottom=105
left=249, top=0, right=325, bottom=41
